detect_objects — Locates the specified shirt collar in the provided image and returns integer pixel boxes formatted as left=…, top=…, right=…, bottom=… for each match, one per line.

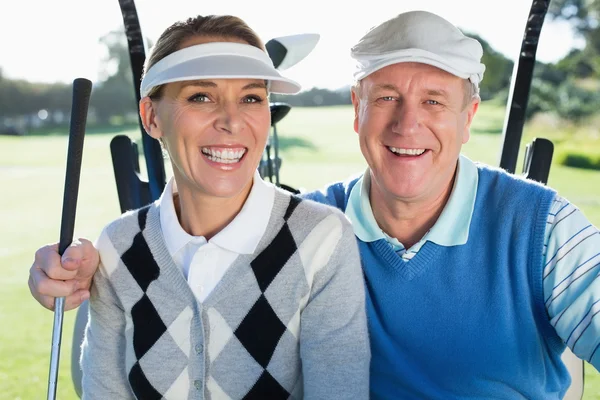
left=345, top=171, right=385, bottom=243
left=159, top=177, right=195, bottom=257
left=344, top=154, right=478, bottom=247
left=159, top=170, right=275, bottom=256
left=426, top=154, right=478, bottom=246
left=212, top=171, right=275, bottom=253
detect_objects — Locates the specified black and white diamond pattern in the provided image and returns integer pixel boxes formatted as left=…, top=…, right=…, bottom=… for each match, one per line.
left=235, top=196, right=303, bottom=398
left=128, top=361, right=162, bottom=400
left=107, top=194, right=311, bottom=399
left=206, top=195, right=305, bottom=399
left=118, top=206, right=190, bottom=399
left=244, top=370, right=290, bottom=399
left=234, top=294, right=288, bottom=368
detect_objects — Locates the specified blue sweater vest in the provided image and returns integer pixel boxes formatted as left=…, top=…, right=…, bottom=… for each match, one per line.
left=304, top=165, right=569, bottom=399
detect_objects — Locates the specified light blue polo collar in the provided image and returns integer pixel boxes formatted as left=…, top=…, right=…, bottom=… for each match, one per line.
left=344, top=154, right=478, bottom=247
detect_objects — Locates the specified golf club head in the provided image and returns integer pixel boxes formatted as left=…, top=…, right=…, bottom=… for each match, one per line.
left=266, top=33, right=320, bottom=70
left=270, top=102, right=292, bottom=126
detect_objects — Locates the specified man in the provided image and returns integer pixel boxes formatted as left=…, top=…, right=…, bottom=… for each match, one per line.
left=29, top=10, right=600, bottom=399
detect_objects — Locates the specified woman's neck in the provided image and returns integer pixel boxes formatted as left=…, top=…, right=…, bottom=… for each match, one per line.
left=173, top=179, right=253, bottom=240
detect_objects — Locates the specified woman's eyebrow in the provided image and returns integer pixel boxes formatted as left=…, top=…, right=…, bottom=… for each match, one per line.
left=242, top=82, right=268, bottom=91
left=180, top=81, right=267, bottom=91
left=181, top=81, right=218, bottom=88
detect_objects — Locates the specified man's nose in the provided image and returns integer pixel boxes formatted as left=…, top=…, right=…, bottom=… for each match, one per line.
left=391, top=103, right=419, bottom=136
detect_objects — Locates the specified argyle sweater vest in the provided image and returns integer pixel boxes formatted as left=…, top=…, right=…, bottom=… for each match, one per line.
left=81, top=190, right=370, bottom=400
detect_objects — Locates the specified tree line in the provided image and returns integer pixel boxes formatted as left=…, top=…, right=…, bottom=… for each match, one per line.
left=2, top=1, right=600, bottom=134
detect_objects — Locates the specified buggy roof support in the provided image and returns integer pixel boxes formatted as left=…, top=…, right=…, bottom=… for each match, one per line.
left=498, top=0, right=551, bottom=174
left=118, top=0, right=167, bottom=202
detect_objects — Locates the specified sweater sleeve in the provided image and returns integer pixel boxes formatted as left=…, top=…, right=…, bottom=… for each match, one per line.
left=299, top=212, right=370, bottom=399
left=301, top=182, right=347, bottom=210
left=80, top=228, right=134, bottom=399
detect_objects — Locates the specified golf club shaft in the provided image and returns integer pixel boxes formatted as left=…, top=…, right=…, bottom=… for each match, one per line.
left=48, top=78, right=92, bottom=400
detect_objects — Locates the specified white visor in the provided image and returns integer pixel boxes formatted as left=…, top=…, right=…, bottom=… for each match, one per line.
left=140, top=42, right=302, bottom=97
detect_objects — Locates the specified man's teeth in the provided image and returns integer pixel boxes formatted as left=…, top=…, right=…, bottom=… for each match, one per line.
left=388, top=147, right=426, bottom=156
left=201, top=148, right=246, bottom=163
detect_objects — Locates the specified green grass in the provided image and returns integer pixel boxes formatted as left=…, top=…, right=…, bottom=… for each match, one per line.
left=1, top=103, right=599, bottom=399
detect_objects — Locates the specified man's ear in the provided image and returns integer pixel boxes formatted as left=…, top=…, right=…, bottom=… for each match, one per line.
left=351, top=87, right=361, bottom=134
left=462, top=97, right=479, bottom=145
left=139, top=97, right=162, bottom=140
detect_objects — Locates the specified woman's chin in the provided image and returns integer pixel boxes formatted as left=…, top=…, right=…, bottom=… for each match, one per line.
left=199, top=175, right=254, bottom=199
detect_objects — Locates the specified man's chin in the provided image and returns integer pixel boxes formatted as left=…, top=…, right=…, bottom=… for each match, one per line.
left=380, top=179, right=427, bottom=202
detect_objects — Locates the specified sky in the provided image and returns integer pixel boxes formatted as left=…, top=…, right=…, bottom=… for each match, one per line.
left=0, top=0, right=585, bottom=91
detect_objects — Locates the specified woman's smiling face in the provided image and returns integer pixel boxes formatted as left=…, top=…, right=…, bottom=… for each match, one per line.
left=141, top=35, right=271, bottom=200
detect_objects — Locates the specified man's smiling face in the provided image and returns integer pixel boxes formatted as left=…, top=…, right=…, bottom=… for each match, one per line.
left=352, top=62, right=479, bottom=204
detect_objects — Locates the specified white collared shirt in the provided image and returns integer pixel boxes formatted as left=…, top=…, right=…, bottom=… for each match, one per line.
left=158, top=171, right=275, bottom=302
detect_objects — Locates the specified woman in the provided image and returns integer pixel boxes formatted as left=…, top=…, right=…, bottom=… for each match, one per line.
left=76, top=15, right=369, bottom=399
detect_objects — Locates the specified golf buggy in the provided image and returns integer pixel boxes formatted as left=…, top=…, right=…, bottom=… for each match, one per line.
left=50, top=0, right=586, bottom=398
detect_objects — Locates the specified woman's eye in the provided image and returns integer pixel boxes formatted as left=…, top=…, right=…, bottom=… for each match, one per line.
left=243, top=95, right=264, bottom=104
left=188, top=93, right=210, bottom=102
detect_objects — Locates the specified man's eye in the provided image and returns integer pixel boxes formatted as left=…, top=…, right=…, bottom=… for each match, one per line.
left=188, top=93, right=210, bottom=102
left=426, top=100, right=441, bottom=105
left=379, top=96, right=396, bottom=101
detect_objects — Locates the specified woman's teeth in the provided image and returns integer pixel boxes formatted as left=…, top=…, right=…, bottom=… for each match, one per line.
left=388, top=147, right=426, bottom=156
left=201, top=147, right=246, bottom=164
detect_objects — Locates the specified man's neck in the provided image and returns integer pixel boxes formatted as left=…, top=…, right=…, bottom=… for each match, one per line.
left=370, top=172, right=456, bottom=250
left=173, top=178, right=252, bottom=241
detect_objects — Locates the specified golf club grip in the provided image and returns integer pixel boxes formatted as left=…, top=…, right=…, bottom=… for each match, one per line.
left=47, top=78, right=92, bottom=400
left=58, top=78, right=92, bottom=256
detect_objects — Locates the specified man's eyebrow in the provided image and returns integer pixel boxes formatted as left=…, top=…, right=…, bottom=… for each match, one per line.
left=425, top=88, right=450, bottom=98
left=372, top=83, right=399, bottom=92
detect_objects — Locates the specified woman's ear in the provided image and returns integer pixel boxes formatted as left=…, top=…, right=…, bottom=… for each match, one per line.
left=139, top=97, right=163, bottom=139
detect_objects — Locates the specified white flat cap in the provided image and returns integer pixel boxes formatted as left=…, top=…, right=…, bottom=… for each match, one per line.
left=351, top=10, right=485, bottom=89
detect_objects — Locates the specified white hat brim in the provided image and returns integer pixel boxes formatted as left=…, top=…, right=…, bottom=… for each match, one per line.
left=142, top=55, right=301, bottom=96
left=141, top=43, right=302, bottom=97
left=353, top=48, right=481, bottom=85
